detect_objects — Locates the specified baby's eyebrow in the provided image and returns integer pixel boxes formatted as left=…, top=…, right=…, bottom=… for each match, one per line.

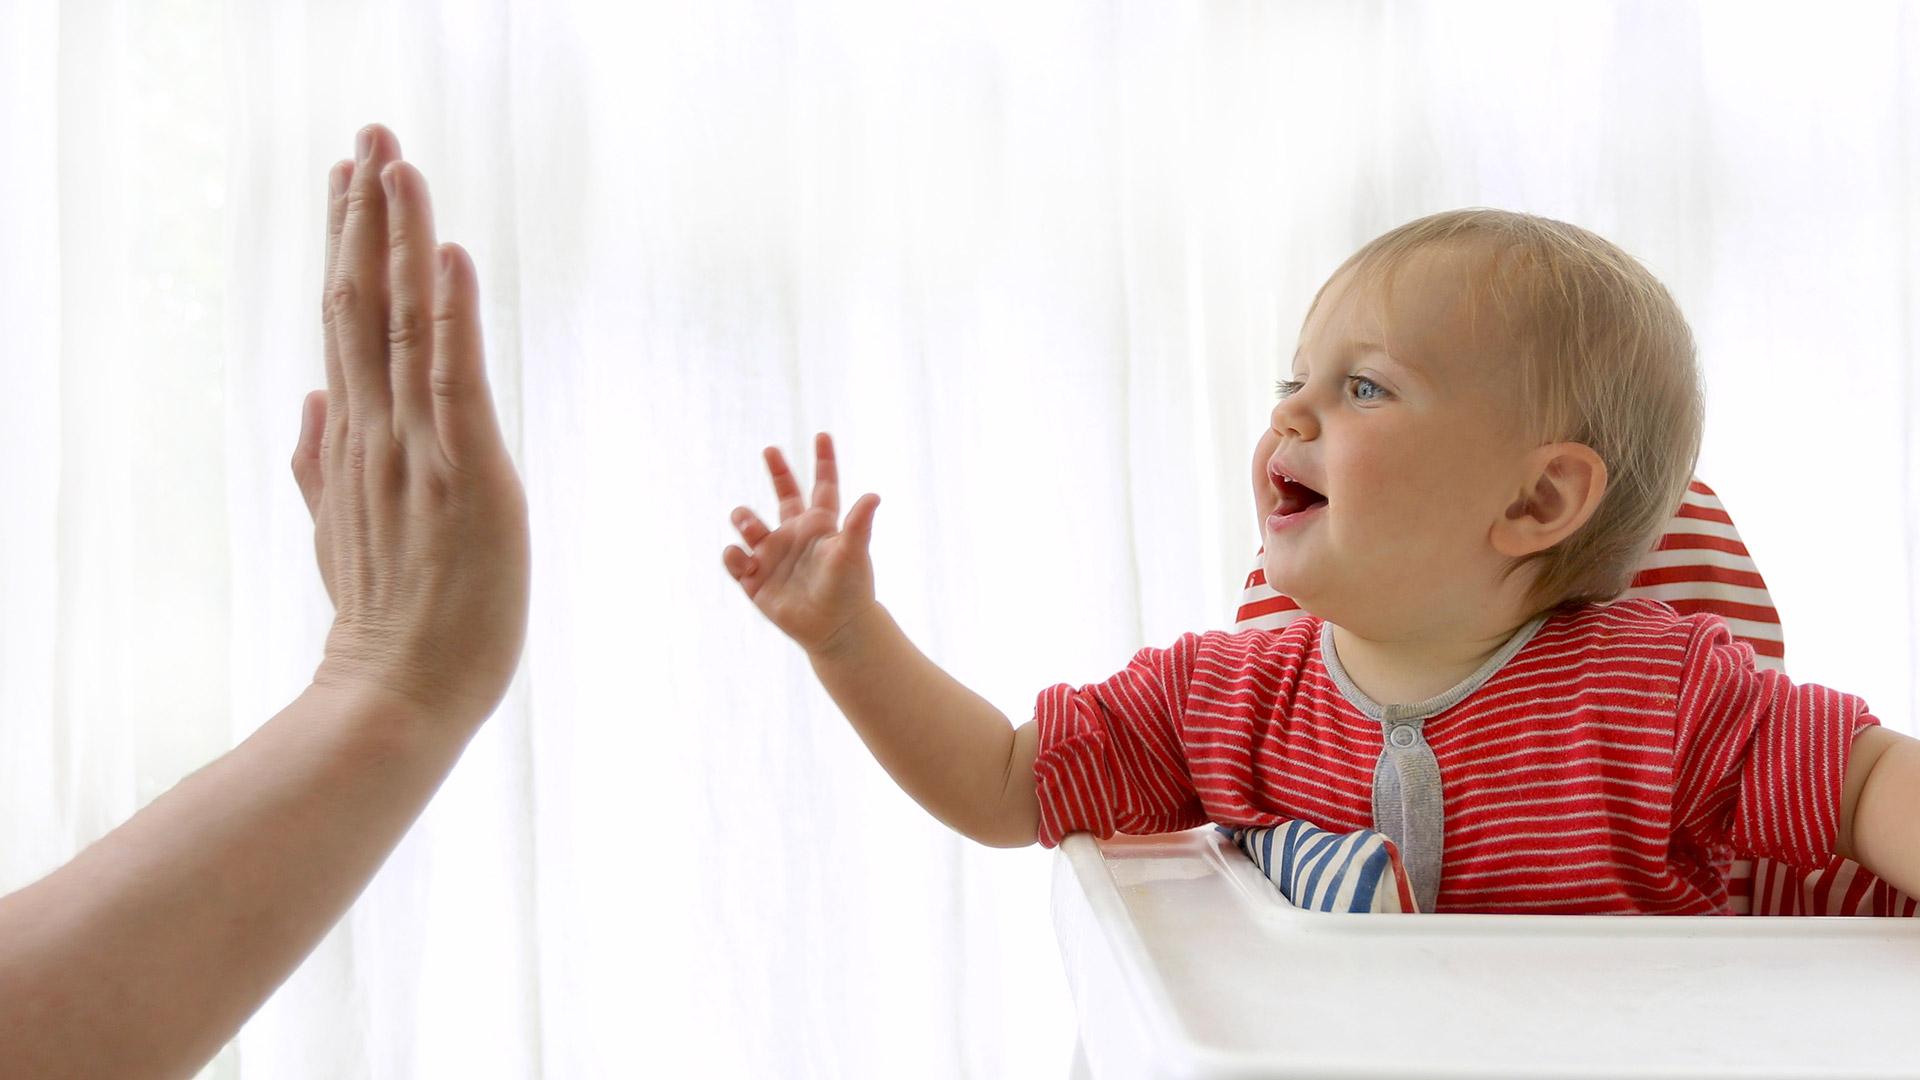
left=1292, top=339, right=1397, bottom=377
left=1342, top=339, right=1392, bottom=364
left=1350, top=340, right=1436, bottom=389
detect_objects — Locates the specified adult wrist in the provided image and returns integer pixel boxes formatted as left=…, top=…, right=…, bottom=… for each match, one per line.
left=305, top=658, right=495, bottom=743
left=312, top=617, right=517, bottom=732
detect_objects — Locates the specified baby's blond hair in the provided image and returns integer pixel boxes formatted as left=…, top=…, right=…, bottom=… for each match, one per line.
left=1310, top=209, right=1704, bottom=611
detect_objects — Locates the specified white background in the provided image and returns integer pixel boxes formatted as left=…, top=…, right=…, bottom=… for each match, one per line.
left=1, top=1, right=1916, bottom=1077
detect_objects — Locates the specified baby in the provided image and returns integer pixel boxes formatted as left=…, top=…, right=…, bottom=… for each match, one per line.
left=724, top=209, right=1920, bottom=914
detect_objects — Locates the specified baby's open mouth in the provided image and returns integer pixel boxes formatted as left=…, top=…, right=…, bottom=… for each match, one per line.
left=1275, top=474, right=1327, bottom=516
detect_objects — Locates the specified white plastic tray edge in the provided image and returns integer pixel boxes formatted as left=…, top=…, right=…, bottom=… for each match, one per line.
left=1054, top=832, right=1218, bottom=1080
left=1053, top=828, right=1920, bottom=1080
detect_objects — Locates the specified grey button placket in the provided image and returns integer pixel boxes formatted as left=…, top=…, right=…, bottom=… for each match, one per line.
left=1373, top=707, right=1444, bottom=913
left=1318, top=615, right=1549, bottom=915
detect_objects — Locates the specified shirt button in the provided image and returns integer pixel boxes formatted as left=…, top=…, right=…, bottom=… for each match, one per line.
left=1389, top=725, right=1419, bottom=749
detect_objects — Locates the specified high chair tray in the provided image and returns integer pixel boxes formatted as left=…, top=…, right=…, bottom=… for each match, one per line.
left=1052, top=828, right=1920, bottom=1079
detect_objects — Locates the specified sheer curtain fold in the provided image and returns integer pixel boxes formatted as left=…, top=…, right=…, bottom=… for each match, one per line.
left=1905, top=4, right=1920, bottom=726
left=0, top=0, right=65, bottom=888
left=3, top=2, right=1919, bottom=1078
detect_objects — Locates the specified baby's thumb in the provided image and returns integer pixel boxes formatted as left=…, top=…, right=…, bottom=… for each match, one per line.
left=845, top=493, right=881, bottom=548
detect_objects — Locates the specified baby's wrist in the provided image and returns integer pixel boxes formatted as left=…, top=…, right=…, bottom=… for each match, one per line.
left=808, top=602, right=887, bottom=664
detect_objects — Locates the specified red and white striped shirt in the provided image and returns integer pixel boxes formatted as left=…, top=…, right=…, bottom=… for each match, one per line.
left=1031, top=598, right=1878, bottom=914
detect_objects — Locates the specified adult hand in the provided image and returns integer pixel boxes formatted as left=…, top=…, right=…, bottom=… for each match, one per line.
left=724, top=433, right=881, bottom=654
left=290, top=124, right=529, bottom=727
left=0, top=124, right=532, bottom=1080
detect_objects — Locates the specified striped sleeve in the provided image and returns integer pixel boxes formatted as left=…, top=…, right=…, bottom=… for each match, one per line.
left=1671, top=618, right=1878, bottom=868
left=1031, top=634, right=1210, bottom=848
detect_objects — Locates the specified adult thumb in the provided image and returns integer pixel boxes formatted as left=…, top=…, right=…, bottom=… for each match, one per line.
left=290, top=389, right=327, bottom=520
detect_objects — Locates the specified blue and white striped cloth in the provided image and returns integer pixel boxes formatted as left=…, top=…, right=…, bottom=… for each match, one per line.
left=1227, top=820, right=1418, bottom=913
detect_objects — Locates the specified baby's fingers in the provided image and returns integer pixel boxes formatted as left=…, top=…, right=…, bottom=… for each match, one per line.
left=843, top=493, right=881, bottom=549
left=811, top=432, right=840, bottom=517
left=722, top=544, right=756, bottom=582
left=731, top=506, right=772, bottom=549
left=765, top=447, right=806, bottom=523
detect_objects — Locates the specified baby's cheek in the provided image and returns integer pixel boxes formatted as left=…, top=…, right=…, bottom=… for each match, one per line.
left=1346, top=444, right=1458, bottom=525
left=1341, top=442, right=1410, bottom=496
left=1396, top=449, right=1510, bottom=540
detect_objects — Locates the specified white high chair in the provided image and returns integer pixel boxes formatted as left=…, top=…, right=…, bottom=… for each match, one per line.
left=1054, top=481, right=1920, bottom=1079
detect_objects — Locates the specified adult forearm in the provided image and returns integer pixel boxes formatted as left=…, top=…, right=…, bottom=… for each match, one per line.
left=810, top=605, right=1039, bottom=847
left=0, top=684, right=479, bottom=1080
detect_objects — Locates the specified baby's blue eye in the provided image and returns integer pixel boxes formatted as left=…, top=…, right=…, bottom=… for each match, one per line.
left=1347, top=376, right=1388, bottom=402
left=1274, top=378, right=1304, bottom=399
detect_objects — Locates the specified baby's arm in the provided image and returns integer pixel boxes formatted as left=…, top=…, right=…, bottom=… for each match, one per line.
left=724, top=435, right=1040, bottom=847
left=1838, top=726, right=1920, bottom=899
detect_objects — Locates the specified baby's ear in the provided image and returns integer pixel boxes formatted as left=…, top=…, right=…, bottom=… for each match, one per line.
left=1491, top=443, right=1608, bottom=557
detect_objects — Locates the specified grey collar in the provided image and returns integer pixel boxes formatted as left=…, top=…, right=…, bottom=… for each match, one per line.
left=1319, top=613, right=1551, bottom=723
left=1320, top=612, right=1551, bottom=912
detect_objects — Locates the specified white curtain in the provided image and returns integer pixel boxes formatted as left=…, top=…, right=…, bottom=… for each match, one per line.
left=2, top=1, right=1917, bottom=1077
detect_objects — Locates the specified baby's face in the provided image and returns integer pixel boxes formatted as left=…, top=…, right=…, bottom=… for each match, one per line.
left=1252, top=247, right=1540, bottom=636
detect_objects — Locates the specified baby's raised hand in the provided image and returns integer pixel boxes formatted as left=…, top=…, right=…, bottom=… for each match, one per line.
left=724, top=433, right=882, bottom=654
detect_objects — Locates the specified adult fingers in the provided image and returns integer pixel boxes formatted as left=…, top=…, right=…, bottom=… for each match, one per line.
left=322, top=124, right=401, bottom=432
left=765, top=447, right=805, bottom=523
left=290, top=390, right=328, bottom=521
left=429, top=242, right=508, bottom=469
left=811, top=432, right=840, bottom=517
left=383, top=160, right=440, bottom=442
left=320, top=160, right=354, bottom=424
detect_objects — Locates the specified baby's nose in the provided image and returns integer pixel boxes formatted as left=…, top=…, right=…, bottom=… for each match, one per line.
left=1270, top=396, right=1311, bottom=437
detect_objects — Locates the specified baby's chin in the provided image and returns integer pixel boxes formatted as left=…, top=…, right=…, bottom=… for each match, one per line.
left=1259, top=555, right=1325, bottom=610
left=1260, top=557, right=1375, bottom=629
